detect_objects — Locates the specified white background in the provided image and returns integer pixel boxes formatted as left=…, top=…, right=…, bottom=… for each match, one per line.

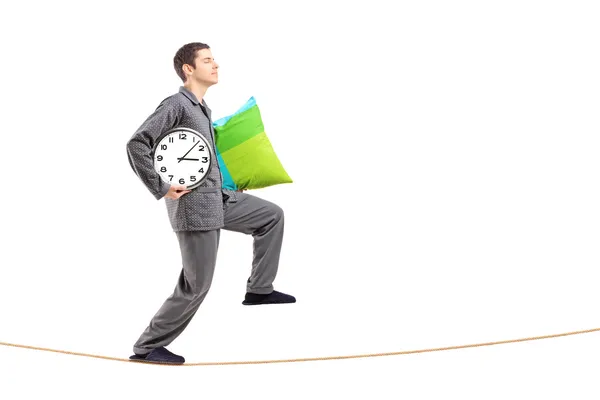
left=1, top=0, right=599, bottom=398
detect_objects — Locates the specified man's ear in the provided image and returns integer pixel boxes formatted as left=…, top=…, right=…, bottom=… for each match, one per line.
left=183, top=64, right=193, bottom=76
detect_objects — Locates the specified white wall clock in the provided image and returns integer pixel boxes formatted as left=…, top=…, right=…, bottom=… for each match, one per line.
left=152, top=127, right=213, bottom=190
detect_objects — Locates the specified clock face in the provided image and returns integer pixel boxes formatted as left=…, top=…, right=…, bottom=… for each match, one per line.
left=153, top=128, right=213, bottom=189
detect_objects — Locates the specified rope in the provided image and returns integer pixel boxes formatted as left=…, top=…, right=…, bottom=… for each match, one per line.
left=1, top=326, right=598, bottom=366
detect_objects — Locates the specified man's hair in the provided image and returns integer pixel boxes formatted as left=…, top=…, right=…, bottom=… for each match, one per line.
left=173, top=42, right=210, bottom=83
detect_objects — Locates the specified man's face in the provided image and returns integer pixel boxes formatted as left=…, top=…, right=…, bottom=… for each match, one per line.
left=186, top=48, right=219, bottom=86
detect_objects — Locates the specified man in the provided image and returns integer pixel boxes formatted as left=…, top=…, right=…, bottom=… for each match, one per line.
left=125, top=42, right=295, bottom=365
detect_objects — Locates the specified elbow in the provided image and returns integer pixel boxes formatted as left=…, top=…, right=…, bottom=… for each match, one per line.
left=126, top=137, right=142, bottom=158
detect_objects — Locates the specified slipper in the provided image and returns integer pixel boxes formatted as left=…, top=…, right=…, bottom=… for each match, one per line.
left=128, top=347, right=185, bottom=364
left=242, top=290, right=296, bottom=305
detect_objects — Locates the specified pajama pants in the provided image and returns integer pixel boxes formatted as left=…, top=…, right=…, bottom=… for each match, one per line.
left=132, top=192, right=284, bottom=355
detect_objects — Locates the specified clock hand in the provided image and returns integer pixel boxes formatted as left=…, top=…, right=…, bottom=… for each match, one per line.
left=177, top=142, right=199, bottom=163
left=177, top=157, right=200, bottom=161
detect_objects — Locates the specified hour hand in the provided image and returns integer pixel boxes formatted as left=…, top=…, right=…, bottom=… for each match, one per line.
left=177, top=157, right=200, bottom=161
left=177, top=142, right=199, bottom=163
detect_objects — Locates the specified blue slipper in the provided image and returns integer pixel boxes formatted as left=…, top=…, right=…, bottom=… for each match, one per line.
left=242, top=290, right=296, bottom=305
left=129, top=347, right=185, bottom=364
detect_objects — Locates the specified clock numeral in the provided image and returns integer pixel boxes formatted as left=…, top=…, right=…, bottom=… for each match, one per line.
left=160, top=166, right=167, bottom=172
left=190, top=176, right=196, bottom=182
left=198, top=168, right=204, bottom=173
left=168, top=175, right=174, bottom=182
left=161, top=144, right=167, bottom=150
left=202, top=157, right=208, bottom=163
left=157, top=155, right=163, bottom=161
left=198, top=145, right=205, bottom=151
left=179, top=133, right=187, bottom=140
left=179, top=178, right=185, bottom=184
left=193, top=137, right=196, bottom=142
left=168, top=137, right=174, bottom=143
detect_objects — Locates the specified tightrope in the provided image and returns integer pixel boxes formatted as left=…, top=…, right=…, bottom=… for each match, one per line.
left=2, top=326, right=599, bottom=366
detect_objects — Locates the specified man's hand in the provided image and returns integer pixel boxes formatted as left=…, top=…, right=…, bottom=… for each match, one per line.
left=165, top=184, right=191, bottom=199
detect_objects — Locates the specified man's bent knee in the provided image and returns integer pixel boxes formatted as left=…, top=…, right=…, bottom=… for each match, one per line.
left=269, top=203, right=284, bottom=222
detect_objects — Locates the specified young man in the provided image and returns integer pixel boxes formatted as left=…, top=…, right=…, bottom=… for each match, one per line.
left=125, top=42, right=295, bottom=365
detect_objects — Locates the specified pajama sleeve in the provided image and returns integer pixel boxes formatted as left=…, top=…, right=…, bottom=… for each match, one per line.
left=126, top=98, right=180, bottom=200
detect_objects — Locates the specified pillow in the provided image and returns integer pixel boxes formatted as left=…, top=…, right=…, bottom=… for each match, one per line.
left=212, top=97, right=293, bottom=190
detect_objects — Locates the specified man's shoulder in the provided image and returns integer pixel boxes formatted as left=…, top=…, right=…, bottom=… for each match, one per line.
left=158, top=92, right=188, bottom=108
left=151, top=92, right=194, bottom=118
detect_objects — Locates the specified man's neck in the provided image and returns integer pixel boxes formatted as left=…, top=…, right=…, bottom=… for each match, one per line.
left=183, top=82, right=208, bottom=105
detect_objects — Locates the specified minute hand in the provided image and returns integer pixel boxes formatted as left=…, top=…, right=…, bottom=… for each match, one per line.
left=177, top=142, right=198, bottom=163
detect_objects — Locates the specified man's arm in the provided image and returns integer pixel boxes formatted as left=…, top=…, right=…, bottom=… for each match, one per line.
left=126, top=98, right=179, bottom=200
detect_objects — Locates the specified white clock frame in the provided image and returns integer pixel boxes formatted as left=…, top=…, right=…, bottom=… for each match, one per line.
left=152, top=127, right=214, bottom=190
